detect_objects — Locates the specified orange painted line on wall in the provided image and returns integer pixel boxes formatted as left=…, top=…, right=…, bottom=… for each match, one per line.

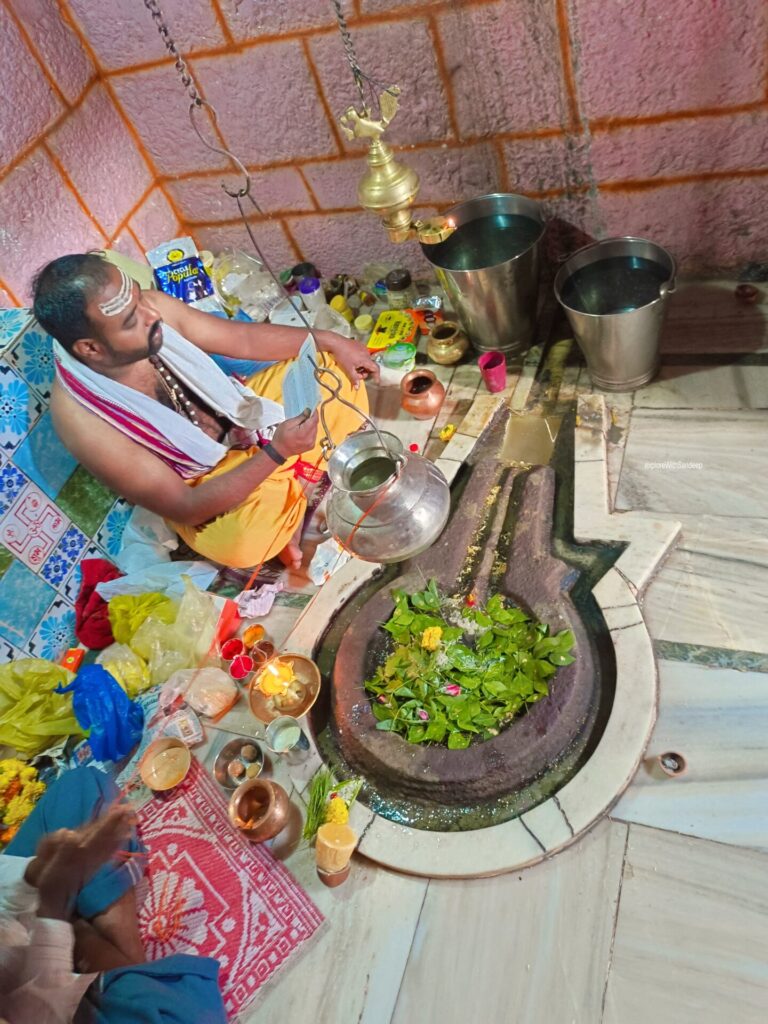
left=301, top=37, right=345, bottom=154
left=590, top=100, right=767, bottom=133
left=125, top=224, right=146, bottom=255
left=2, top=0, right=70, bottom=108
left=107, top=181, right=158, bottom=245
left=208, top=0, right=236, bottom=47
left=0, top=274, right=23, bottom=307
left=554, top=0, right=580, bottom=131
left=295, top=166, right=321, bottom=211
left=278, top=218, right=304, bottom=264
left=599, top=166, right=768, bottom=193
left=493, top=138, right=510, bottom=192
left=427, top=14, right=459, bottom=140
left=41, top=140, right=109, bottom=242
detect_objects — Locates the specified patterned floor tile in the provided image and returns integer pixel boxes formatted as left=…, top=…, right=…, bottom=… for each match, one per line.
left=41, top=526, right=89, bottom=592
left=6, top=324, right=56, bottom=399
left=26, top=597, right=77, bottom=661
left=61, top=543, right=107, bottom=604
left=0, top=309, right=33, bottom=354
left=13, top=410, right=78, bottom=499
left=0, top=483, right=69, bottom=572
left=0, top=462, right=28, bottom=517
left=0, top=637, right=25, bottom=665
left=0, top=544, right=12, bottom=579
left=95, top=499, right=133, bottom=559
left=57, top=466, right=119, bottom=537
left=0, top=364, right=44, bottom=454
left=0, top=561, right=57, bottom=649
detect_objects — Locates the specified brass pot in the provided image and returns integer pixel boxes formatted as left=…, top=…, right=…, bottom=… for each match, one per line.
left=228, top=778, right=290, bottom=842
left=427, top=320, right=469, bottom=365
left=400, top=369, right=445, bottom=419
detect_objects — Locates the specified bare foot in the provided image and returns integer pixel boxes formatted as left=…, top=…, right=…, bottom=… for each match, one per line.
left=277, top=541, right=303, bottom=571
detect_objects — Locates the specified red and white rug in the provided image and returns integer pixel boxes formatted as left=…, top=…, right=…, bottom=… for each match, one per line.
left=136, top=758, right=323, bottom=1021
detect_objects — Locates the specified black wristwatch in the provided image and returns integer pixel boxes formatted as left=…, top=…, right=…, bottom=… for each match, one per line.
left=262, top=441, right=287, bottom=466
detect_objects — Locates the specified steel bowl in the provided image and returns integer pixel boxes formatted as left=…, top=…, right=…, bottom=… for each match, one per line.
left=213, top=736, right=264, bottom=790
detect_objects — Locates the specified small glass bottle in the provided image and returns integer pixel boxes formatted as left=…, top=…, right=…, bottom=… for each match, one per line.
left=385, top=268, right=415, bottom=309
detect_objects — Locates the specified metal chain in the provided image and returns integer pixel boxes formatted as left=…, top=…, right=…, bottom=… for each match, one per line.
left=143, top=0, right=202, bottom=107
left=330, top=0, right=367, bottom=109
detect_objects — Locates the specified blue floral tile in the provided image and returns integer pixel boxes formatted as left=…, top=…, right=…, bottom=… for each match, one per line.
left=7, top=325, right=56, bottom=399
left=95, top=500, right=132, bottom=558
left=26, top=598, right=76, bottom=661
left=0, top=309, right=32, bottom=355
left=0, top=462, right=28, bottom=517
left=58, top=525, right=87, bottom=561
left=0, top=560, right=56, bottom=648
left=0, top=364, right=43, bottom=453
left=13, top=410, right=78, bottom=499
left=0, top=638, right=25, bottom=666
left=41, top=526, right=87, bottom=590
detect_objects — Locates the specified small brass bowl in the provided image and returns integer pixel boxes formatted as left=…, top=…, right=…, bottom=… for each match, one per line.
left=248, top=653, right=321, bottom=724
left=139, top=737, right=191, bottom=792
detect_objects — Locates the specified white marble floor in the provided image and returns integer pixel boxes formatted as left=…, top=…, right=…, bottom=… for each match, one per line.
left=211, top=281, right=768, bottom=1024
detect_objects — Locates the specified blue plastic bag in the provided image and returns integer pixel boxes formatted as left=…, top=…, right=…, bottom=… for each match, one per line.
left=56, top=665, right=144, bottom=762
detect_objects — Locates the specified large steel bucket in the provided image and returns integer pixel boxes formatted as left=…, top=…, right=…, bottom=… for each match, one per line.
left=422, top=193, right=545, bottom=355
left=554, top=236, right=676, bottom=391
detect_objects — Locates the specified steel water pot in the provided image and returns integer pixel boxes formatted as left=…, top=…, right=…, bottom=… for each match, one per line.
left=326, top=430, right=451, bottom=563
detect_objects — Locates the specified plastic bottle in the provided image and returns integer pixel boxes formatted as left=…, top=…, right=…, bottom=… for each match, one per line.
left=299, top=276, right=326, bottom=312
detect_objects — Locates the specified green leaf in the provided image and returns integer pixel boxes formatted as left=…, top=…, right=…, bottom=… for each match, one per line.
left=425, top=720, right=447, bottom=743
left=407, top=724, right=428, bottom=743
left=549, top=651, right=575, bottom=666
left=447, top=731, right=471, bottom=750
left=375, top=719, right=397, bottom=731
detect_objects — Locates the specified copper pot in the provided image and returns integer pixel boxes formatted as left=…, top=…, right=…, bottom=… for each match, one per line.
left=228, top=778, right=290, bottom=842
left=427, top=320, right=469, bottom=365
left=400, top=369, right=445, bottom=419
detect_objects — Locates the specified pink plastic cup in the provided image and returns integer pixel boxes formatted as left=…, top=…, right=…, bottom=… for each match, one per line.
left=478, top=351, right=507, bottom=393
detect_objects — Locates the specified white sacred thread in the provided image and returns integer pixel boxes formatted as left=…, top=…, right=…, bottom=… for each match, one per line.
left=98, top=268, right=133, bottom=316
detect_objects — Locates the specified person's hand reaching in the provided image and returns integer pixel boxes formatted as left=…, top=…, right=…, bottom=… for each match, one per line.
left=314, top=333, right=380, bottom=388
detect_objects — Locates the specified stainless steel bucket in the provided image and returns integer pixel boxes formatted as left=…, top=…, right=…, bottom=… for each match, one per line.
left=554, top=236, right=676, bottom=391
left=422, top=193, right=545, bottom=355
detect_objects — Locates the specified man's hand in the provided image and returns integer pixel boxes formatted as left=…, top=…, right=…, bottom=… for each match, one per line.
left=271, top=410, right=319, bottom=460
left=316, top=332, right=380, bottom=388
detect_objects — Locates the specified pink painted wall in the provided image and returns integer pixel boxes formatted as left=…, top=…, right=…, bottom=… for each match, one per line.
left=2, top=0, right=768, bottom=301
left=0, top=0, right=181, bottom=303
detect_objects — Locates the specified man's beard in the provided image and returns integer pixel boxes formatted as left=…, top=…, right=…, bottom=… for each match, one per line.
left=147, top=320, right=163, bottom=356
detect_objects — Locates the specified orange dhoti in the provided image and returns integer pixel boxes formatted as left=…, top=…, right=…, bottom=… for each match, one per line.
left=172, top=357, right=368, bottom=569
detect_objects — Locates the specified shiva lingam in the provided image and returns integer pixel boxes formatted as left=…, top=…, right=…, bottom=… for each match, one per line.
left=310, top=407, right=613, bottom=828
left=312, top=359, right=451, bottom=563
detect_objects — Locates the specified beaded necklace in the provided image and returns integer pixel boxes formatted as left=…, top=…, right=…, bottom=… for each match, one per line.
left=150, top=355, right=200, bottom=428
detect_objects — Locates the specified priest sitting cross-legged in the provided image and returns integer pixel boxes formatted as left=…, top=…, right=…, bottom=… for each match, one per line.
left=33, top=254, right=378, bottom=571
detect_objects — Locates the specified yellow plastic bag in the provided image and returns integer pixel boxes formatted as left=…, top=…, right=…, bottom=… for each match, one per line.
left=0, top=660, right=85, bottom=757
left=108, top=592, right=177, bottom=645
left=95, top=643, right=152, bottom=699
left=129, top=577, right=220, bottom=685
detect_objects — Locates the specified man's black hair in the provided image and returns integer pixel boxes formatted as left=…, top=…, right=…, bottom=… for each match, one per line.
left=31, top=253, right=112, bottom=351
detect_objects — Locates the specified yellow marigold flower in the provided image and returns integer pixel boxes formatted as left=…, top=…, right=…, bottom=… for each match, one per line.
left=4, top=794, right=36, bottom=827
left=19, top=767, right=37, bottom=784
left=421, top=626, right=443, bottom=651
left=324, top=798, right=349, bottom=825
left=439, top=424, right=457, bottom=442
left=23, top=780, right=45, bottom=802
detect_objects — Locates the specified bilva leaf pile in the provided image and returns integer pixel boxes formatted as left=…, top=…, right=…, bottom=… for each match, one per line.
left=363, top=580, right=575, bottom=750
